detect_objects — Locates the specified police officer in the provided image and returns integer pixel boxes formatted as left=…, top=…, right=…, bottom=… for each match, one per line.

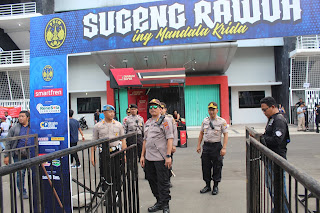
left=260, top=97, right=290, bottom=159
left=161, top=102, right=178, bottom=187
left=124, top=104, right=144, bottom=160
left=197, top=102, right=228, bottom=195
left=91, top=104, right=126, bottom=166
left=122, top=108, right=131, bottom=125
left=140, top=99, right=174, bottom=213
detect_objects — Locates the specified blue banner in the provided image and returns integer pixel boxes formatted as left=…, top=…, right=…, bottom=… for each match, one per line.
left=30, top=0, right=320, bottom=58
left=30, top=55, right=71, bottom=212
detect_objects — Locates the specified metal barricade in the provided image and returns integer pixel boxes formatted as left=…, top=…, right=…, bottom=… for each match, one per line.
left=246, top=127, right=320, bottom=213
left=0, top=132, right=140, bottom=213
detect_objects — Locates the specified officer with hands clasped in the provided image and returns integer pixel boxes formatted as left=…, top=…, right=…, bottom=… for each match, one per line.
left=197, top=102, right=228, bottom=195
left=124, top=104, right=144, bottom=160
left=91, top=104, right=127, bottom=166
left=140, top=99, right=174, bottom=213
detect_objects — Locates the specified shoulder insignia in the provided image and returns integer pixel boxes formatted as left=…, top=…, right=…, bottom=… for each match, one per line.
left=163, top=121, right=169, bottom=129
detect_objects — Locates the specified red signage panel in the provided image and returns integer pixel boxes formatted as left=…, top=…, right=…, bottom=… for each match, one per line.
left=110, top=68, right=142, bottom=87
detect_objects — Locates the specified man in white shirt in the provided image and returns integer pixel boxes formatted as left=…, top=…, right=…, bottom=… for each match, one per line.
left=4, top=111, right=12, bottom=126
left=0, top=117, right=10, bottom=150
left=297, top=103, right=306, bottom=131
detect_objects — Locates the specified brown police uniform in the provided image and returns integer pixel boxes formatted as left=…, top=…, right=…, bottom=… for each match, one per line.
left=124, top=114, right=144, bottom=159
left=200, top=116, right=228, bottom=186
left=93, top=119, right=124, bottom=151
left=144, top=115, right=174, bottom=207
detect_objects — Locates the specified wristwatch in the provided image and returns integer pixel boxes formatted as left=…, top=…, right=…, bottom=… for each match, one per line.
left=166, top=154, right=172, bottom=158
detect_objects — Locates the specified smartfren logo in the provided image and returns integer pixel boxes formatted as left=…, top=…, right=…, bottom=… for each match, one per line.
left=36, top=103, right=61, bottom=114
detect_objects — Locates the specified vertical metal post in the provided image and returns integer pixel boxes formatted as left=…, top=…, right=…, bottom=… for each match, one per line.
left=273, top=164, right=282, bottom=213
left=6, top=71, right=13, bottom=100
left=19, top=70, right=26, bottom=100
left=102, top=142, right=112, bottom=212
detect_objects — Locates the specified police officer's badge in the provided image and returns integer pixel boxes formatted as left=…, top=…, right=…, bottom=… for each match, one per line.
left=275, top=131, right=282, bottom=137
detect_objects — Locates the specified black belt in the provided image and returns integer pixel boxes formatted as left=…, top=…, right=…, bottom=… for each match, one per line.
left=204, top=141, right=221, bottom=145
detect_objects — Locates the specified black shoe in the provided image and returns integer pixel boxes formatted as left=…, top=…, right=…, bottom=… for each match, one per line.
left=200, top=185, right=211, bottom=194
left=163, top=205, right=170, bottom=213
left=316, top=130, right=319, bottom=133
left=148, top=202, right=163, bottom=212
left=212, top=186, right=219, bottom=195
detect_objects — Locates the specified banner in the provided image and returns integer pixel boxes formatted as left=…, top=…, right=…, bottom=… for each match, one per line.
left=0, top=106, right=22, bottom=118
left=29, top=55, right=71, bottom=212
left=30, top=0, right=320, bottom=58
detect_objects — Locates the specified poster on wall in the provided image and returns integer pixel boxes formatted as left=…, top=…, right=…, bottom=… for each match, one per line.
left=29, top=55, right=71, bottom=212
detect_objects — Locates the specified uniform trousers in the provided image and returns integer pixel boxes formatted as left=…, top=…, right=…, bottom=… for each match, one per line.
left=126, top=134, right=143, bottom=161
left=201, top=142, right=223, bottom=185
left=145, top=159, right=171, bottom=205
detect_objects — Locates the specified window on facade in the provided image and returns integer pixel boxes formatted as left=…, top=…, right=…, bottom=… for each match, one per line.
left=77, top=97, right=101, bottom=114
left=239, top=91, right=265, bottom=108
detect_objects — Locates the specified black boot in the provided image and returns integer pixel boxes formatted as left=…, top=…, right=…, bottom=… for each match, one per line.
left=148, top=202, right=163, bottom=212
left=212, top=182, right=219, bottom=195
left=163, top=204, right=170, bottom=213
left=200, top=182, right=211, bottom=193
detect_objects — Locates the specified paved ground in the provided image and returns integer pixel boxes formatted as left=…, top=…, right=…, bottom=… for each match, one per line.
left=1, top=124, right=319, bottom=212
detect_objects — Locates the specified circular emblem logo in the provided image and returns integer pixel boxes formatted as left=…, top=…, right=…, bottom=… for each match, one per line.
left=45, top=18, right=66, bottom=49
left=42, top=65, right=54, bottom=82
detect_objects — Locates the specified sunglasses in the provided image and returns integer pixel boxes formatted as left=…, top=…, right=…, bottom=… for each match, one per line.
left=149, top=105, right=159, bottom=109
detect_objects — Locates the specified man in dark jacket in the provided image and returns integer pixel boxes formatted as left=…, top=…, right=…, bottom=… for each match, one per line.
left=4, top=110, right=32, bottom=199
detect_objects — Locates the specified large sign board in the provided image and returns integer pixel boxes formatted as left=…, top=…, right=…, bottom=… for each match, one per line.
left=29, top=0, right=320, bottom=212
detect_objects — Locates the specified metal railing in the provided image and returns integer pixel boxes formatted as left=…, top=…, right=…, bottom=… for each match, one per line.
left=246, top=127, right=320, bottom=213
left=0, top=100, right=30, bottom=110
left=0, top=2, right=36, bottom=16
left=296, top=35, right=320, bottom=50
left=0, top=132, right=140, bottom=213
left=0, top=50, right=30, bottom=65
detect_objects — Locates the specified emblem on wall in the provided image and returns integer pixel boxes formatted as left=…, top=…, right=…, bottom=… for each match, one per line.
left=45, top=18, right=66, bottom=49
left=42, top=65, right=54, bottom=82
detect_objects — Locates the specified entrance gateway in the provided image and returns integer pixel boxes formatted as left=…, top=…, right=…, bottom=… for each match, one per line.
left=29, top=0, right=320, bottom=211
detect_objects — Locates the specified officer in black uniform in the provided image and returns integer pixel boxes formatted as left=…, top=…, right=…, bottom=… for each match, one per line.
left=260, top=97, right=290, bottom=159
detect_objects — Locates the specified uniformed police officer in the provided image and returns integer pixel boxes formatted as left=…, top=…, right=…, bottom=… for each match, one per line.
left=140, top=99, right=174, bottom=213
left=124, top=104, right=144, bottom=160
left=122, top=108, right=131, bottom=125
left=161, top=102, right=178, bottom=188
left=197, top=102, right=228, bottom=195
left=91, top=104, right=127, bottom=166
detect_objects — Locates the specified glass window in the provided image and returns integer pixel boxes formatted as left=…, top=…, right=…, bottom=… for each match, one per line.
left=239, top=91, right=265, bottom=108
left=77, top=97, right=101, bottom=114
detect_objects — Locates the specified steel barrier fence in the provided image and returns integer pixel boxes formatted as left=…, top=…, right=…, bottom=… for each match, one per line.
left=246, top=127, right=320, bottom=213
left=0, top=132, right=139, bottom=213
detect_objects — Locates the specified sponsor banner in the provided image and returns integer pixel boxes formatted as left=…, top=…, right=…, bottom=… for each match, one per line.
left=0, top=106, right=22, bottom=118
left=36, top=103, right=61, bottom=114
left=39, top=141, right=60, bottom=146
left=30, top=55, right=71, bottom=212
left=31, top=0, right=320, bottom=57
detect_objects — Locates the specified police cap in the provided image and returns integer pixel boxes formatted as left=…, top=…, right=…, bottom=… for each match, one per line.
left=102, top=104, right=115, bottom=111
left=129, top=104, right=138, bottom=109
left=149, top=99, right=161, bottom=107
left=208, top=102, right=218, bottom=109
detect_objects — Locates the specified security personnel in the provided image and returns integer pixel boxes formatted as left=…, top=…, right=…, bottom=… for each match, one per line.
left=260, top=97, right=290, bottom=159
left=122, top=108, right=131, bottom=125
left=140, top=99, right=174, bottom=213
left=160, top=102, right=178, bottom=188
left=124, top=104, right=144, bottom=160
left=197, top=102, right=228, bottom=195
left=91, top=104, right=127, bottom=166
